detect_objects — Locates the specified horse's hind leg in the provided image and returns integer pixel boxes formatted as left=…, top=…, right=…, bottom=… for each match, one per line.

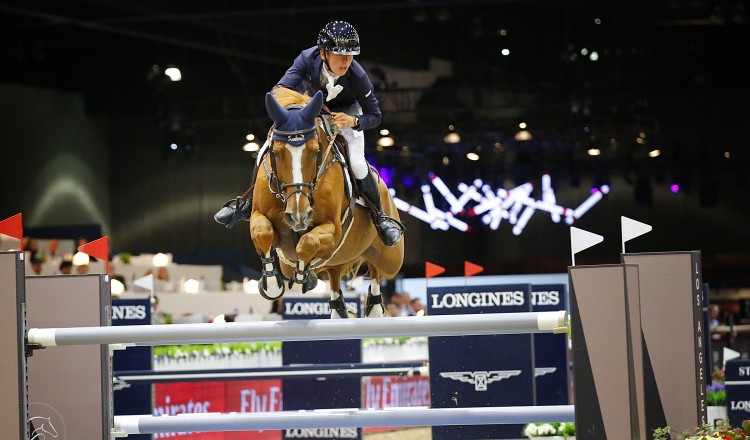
left=365, top=270, right=385, bottom=318
left=327, top=267, right=350, bottom=319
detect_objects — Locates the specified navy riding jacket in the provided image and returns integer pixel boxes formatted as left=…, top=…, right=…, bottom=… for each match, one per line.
left=275, top=46, right=382, bottom=131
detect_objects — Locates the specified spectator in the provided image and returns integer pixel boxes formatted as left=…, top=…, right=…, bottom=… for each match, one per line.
left=386, top=302, right=400, bottom=317
left=29, top=254, right=43, bottom=275
left=147, top=266, right=175, bottom=292
left=156, top=266, right=170, bottom=281
left=411, top=298, right=426, bottom=316
left=23, top=236, right=39, bottom=261
left=44, top=239, right=63, bottom=268
left=391, top=291, right=415, bottom=316
left=58, top=260, right=73, bottom=275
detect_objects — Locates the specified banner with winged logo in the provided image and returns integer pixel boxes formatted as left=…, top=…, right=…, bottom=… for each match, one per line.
left=427, top=283, right=534, bottom=440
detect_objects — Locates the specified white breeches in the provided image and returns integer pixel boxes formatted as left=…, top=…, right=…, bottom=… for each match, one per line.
left=339, top=127, right=368, bottom=180
left=258, top=129, right=368, bottom=179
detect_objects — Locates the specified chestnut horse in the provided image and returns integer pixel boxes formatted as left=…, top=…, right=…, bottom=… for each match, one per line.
left=249, top=88, right=404, bottom=318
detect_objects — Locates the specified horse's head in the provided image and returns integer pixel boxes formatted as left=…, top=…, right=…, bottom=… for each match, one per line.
left=29, top=416, right=59, bottom=439
left=265, top=89, right=326, bottom=232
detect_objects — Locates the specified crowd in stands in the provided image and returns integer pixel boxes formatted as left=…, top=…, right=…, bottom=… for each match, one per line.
left=16, top=235, right=429, bottom=320
left=385, top=291, right=426, bottom=317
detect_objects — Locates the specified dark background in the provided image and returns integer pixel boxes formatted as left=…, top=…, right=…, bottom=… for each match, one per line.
left=0, top=0, right=748, bottom=286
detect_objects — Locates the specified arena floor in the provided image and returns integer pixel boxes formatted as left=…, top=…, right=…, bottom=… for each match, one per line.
left=365, top=427, right=430, bottom=440
left=364, top=428, right=528, bottom=440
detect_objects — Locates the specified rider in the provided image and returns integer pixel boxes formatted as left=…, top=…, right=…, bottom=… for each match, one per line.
left=214, top=20, right=403, bottom=247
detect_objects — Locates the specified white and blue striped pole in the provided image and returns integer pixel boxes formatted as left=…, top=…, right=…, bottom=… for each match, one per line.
left=28, top=311, right=568, bottom=347
left=114, top=405, right=575, bottom=435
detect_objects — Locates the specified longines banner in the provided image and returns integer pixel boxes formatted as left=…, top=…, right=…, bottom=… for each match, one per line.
left=724, top=359, right=750, bottom=427
left=282, top=297, right=362, bottom=440
left=112, top=298, right=152, bottom=440
left=427, top=283, right=534, bottom=440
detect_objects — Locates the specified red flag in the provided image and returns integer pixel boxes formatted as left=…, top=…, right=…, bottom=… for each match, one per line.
left=425, top=261, right=446, bottom=278
left=79, top=236, right=110, bottom=274
left=0, top=213, right=23, bottom=241
left=464, top=261, right=484, bottom=277
left=78, top=236, right=109, bottom=262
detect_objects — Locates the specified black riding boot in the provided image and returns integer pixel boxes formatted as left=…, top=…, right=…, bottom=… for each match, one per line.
left=356, top=172, right=403, bottom=247
left=214, top=163, right=258, bottom=229
left=214, top=196, right=252, bottom=229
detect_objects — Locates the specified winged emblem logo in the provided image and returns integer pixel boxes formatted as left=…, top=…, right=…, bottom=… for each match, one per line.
left=535, top=367, right=557, bottom=377
left=439, top=370, right=522, bottom=391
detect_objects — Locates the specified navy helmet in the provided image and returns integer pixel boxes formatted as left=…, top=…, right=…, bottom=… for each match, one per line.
left=317, top=21, right=360, bottom=55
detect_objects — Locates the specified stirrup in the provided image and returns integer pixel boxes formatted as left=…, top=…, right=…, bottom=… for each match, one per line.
left=214, top=197, right=251, bottom=229
left=374, top=212, right=405, bottom=247
left=329, top=295, right=350, bottom=319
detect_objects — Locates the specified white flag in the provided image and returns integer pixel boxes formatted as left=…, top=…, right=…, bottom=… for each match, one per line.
left=724, top=347, right=741, bottom=368
left=133, top=274, right=154, bottom=292
left=570, top=227, right=604, bottom=266
left=621, top=216, right=652, bottom=253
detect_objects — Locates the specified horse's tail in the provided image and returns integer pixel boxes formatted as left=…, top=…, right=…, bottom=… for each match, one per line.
left=342, top=256, right=368, bottom=280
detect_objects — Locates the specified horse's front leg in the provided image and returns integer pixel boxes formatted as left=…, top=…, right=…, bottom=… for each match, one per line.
left=290, top=220, right=338, bottom=297
left=326, top=267, right=349, bottom=319
left=295, top=220, right=338, bottom=263
left=250, top=212, right=285, bottom=299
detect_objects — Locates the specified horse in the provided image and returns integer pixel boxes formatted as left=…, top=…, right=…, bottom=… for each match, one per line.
left=249, top=87, right=404, bottom=318
left=29, top=416, right=60, bottom=440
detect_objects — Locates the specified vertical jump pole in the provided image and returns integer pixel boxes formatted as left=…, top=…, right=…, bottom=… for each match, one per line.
left=0, top=251, right=28, bottom=440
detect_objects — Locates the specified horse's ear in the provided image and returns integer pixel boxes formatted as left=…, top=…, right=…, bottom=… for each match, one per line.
left=265, top=92, right=286, bottom=125
left=301, top=91, right=324, bottom=124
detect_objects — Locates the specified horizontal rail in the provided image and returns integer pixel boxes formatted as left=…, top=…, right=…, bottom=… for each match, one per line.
left=114, top=405, right=575, bottom=434
left=114, top=362, right=429, bottom=383
left=28, top=311, right=568, bottom=347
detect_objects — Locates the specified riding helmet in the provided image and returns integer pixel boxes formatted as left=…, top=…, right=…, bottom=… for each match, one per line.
left=317, top=21, right=360, bottom=55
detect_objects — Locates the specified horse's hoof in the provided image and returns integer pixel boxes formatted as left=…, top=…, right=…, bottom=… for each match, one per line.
left=366, top=304, right=385, bottom=318
left=303, top=270, right=318, bottom=293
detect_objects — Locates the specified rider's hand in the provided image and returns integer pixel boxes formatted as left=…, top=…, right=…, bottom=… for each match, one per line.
left=331, top=112, right=357, bottom=129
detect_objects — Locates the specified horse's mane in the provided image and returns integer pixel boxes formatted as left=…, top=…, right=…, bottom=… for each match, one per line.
left=272, top=87, right=311, bottom=108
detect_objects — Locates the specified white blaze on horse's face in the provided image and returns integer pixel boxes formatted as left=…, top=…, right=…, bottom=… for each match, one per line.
left=286, top=143, right=304, bottom=186
left=282, top=142, right=314, bottom=232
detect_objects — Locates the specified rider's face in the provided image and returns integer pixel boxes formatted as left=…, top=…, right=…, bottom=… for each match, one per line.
left=322, top=50, right=353, bottom=76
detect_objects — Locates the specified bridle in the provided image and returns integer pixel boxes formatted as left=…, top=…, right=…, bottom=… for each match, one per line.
left=263, top=107, right=339, bottom=212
